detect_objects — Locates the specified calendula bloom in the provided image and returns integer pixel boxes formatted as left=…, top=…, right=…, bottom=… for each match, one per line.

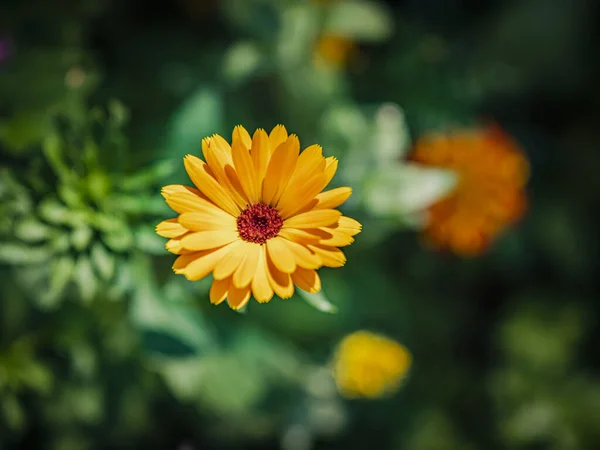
left=410, top=125, right=529, bottom=256
left=156, top=125, right=361, bottom=310
left=332, top=331, right=411, bottom=399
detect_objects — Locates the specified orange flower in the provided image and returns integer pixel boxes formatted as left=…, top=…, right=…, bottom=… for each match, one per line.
left=410, top=125, right=529, bottom=256
left=156, top=125, right=361, bottom=310
left=313, top=34, right=356, bottom=69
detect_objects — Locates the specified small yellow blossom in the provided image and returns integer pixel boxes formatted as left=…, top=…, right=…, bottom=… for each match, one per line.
left=332, top=331, right=412, bottom=399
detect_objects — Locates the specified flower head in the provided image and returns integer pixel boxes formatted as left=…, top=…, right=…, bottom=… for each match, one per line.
left=156, top=125, right=361, bottom=310
left=410, top=125, right=529, bottom=256
left=332, top=331, right=411, bottom=399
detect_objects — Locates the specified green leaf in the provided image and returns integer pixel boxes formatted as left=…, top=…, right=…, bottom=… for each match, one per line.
left=108, top=99, right=130, bottom=127
left=39, top=255, right=75, bottom=310
left=364, top=163, right=457, bottom=219
left=276, top=4, right=319, bottom=68
left=372, top=103, right=411, bottom=162
left=18, top=360, right=54, bottom=394
left=58, top=183, right=86, bottom=209
left=297, top=289, right=338, bottom=314
left=119, top=159, right=176, bottom=192
left=71, top=225, right=93, bottom=251
left=42, top=130, right=73, bottom=181
left=165, top=87, right=222, bottom=178
left=38, top=197, right=71, bottom=225
left=73, top=256, right=98, bottom=305
left=0, top=243, right=52, bottom=265
left=134, top=226, right=168, bottom=255
left=86, top=170, right=112, bottom=202
left=222, top=41, right=265, bottom=85
left=50, top=233, right=71, bottom=252
left=324, top=1, right=394, bottom=42
left=0, top=111, right=51, bottom=153
left=90, top=243, right=115, bottom=280
left=130, top=281, right=216, bottom=356
left=1, top=394, right=26, bottom=430
left=13, top=217, right=53, bottom=242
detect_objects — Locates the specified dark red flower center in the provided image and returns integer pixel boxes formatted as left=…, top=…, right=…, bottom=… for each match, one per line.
left=237, top=203, right=283, bottom=244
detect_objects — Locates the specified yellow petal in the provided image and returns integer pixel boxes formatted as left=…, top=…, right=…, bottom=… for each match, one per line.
left=162, top=185, right=209, bottom=213
left=262, top=135, right=299, bottom=205
left=307, top=245, right=346, bottom=268
left=178, top=211, right=237, bottom=232
left=317, top=227, right=355, bottom=247
left=266, top=237, right=297, bottom=273
left=172, top=252, right=201, bottom=274
left=203, top=140, right=248, bottom=209
left=291, top=267, right=322, bottom=294
left=278, top=227, right=331, bottom=244
left=252, top=246, right=274, bottom=303
left=290, top=144, right=324, bottom=186
left=156, top=218, right=188, bottom=238
left=280, top=238, right=322, bottom=269
left=182, top=244, right=233, bottom=280
left=232, top=242, right=261, bottom=288
left=278, top=173, right=327, bottom=218
left=210, top=278, right=230, bottom=305
left=209, top=134, right=231, bottom=154
left=313, top=187, right=352, bottom=210
left=266, top=254, right=294, bottom=299
left=213, top=240, right=247, bottom=280
left=251, top=128, right=270, bottom=185
left=233, top=125, right=252, bottom=150
left=181, top=230, right=239, bottom=251
left=231, top=136, right=259, bottom=203
left=323, top=157, right=338, bottom=187
left=227, top=285, right=251, bottom=310
left=283, top=209, right=341, bottom=229
left=166, top=237, right=187, bottom=254
left=336, top=216, right=362, bottom=236
left=183, top=155, right=241, bottom=216
left=269, top=124, right=288, bottom=153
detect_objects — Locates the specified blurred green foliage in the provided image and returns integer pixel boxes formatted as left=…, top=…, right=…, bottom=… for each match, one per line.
left=1, top=0, right=599, bottom=449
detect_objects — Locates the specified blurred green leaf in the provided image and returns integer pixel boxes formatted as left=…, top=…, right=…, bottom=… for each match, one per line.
left=324, top=1, right=393, bottom=42
left=0, top=243, right=52, bottom=265
left=90, top=243, right=115, bottom=281
left=297, top=289, right=338, bottom=314
left=166, top=87, right=223, bottom=171
left=39, top=255, right=75, bottom=310
left=276, top=4, right=319, bottom=68
left=119, top=159, right=176, bottom=192
left=364, top=163, right=457, bottom=220
left=38, top=198, right=72, bottom=225
left=134, top=226, right=167, bottom=255
left=222, top=41, right=266, bottom=85
left=130, top=274, right=216, bottom=356
left=13, top=217, right=53, bottom=242
left=71, top=225, right=93, bottom=251
left=101, top=226, right=134, bottom=253
left=86, top=171, right=112, bottom=202
left=1, top=394, right=26, bottom=431
left=73, top=256, right=98, bottom=305
left=0, top=111, right=51, bottom=152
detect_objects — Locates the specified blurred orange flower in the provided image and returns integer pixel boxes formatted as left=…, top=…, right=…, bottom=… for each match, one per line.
left=332, top=331, right=411, bottom=399
left=313, top=34, right=356, bottom=69
left=410, top=125, right=529, bottom=256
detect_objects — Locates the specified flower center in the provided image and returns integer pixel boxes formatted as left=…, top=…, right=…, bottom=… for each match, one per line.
left=237, top=203, right=283, bottom=244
